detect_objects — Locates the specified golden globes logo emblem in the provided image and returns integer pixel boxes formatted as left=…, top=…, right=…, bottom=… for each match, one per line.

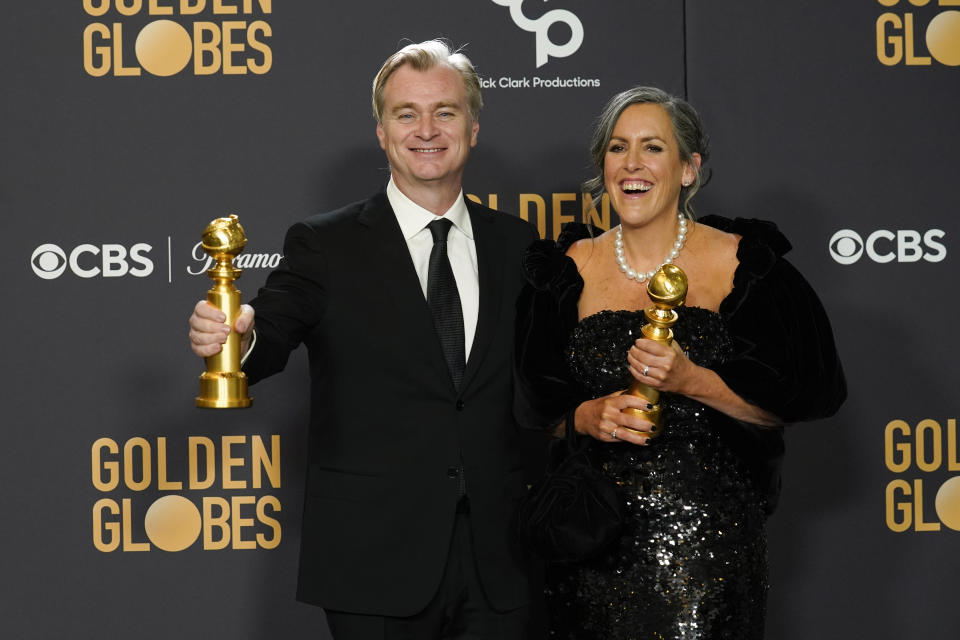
left=884, top=418, right=960, bottom=532
left=876, top=1, right=960, bottom=66
left=82, top=0, right=273, bottom=77
left=91, top=435, right=282, bottom=551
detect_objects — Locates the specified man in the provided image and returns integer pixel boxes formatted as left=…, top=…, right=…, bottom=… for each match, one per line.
left=188, top=40, right=538, bottom=639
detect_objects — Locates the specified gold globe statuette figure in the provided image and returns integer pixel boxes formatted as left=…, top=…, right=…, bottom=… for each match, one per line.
left=196, top=214, right=253, bottom=409
left=623, top=263, right=688, bottom=437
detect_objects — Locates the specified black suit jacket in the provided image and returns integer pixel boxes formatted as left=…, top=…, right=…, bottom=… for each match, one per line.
left=244, top=191, right=538, bottom=616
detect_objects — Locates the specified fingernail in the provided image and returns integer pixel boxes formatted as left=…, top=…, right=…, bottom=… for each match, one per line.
left=646, top=403, right=653, bottom=409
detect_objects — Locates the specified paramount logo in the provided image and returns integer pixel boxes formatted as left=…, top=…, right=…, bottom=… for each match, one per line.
left=187, top=241, right=282, bottom=276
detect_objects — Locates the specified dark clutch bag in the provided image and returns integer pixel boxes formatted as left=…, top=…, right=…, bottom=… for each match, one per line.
left=517, top=411, right=625, bottom=563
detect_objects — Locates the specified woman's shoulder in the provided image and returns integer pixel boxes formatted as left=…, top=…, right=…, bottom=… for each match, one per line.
left=522, top=222, right=605, bottom=291
left=698, top=215, right=792, bottom=260
left=564, top=224, right=614, bottom=271
left=689, top=219, right=741, bottom=257
left=695, top=215, right=795, bottom=293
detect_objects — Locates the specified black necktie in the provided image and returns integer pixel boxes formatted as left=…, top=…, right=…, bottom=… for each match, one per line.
left=427, top=218, right=466, bottom=389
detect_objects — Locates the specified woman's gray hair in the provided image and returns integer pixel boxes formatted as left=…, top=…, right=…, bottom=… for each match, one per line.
left=372, top=39, right=483, bottom=123
left=584, top=86, right=710, bottom=218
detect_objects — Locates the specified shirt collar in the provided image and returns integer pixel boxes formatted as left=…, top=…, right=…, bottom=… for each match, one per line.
left=387, top=177, right=473, bottom=240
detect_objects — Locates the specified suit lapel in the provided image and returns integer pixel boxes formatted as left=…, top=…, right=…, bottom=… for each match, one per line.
left=461, top=200, right=504, bottom=391
left=358, top=193, right=452, bottom=387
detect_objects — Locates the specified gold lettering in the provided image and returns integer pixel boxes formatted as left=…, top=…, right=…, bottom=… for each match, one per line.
left=148, top=0, right=174, bottom=15
left=904, top=13, right=932, bottom=64
left=213, top=0, right=239, bottom=14
left=189, top=436, right=216, bottom=490
left=123, top=437, right=151, bottom=491
left=876, top=14, right=904, bottom=66
left=112, top=23, right=141, bottom=76
left=884, top=419, right=911, bottom=472
left=885, top=479, right=912, bottom=531
left=913, top=479, right=941, bottom=531
left=181, top=0, right=206, bottom=14
left=252, top=435, right=281, bottom=489
left=949, top=419, right=959, bottom=471
left=915, top=418, right=942, bottom=472
left=116, top=0, right=144, bottom=17
left=122, top=498, right=150, bottom=551
left=246, top=20, right=273, bottom=74
left=256, top=496, right=282, bottom=549
left=156, top=437, right=183, bottom=490
left=520, top=194, right=547, bottom=239
left=93, top=498, right=120, bottom=552
left=222, top=435, right=246, bottom=489
left=582, top=193, right=610, bottom=231
left=552, top=193, right=577, bottom=241
left=83, top=23, right=112, bottom=77
left=221, top=21, right=247, bottom=74
left=246, top=0, right=272, bottom=12
left=83, top=0, right=111, bottom=17
left=92, top=437, right=120, bottom=491
left=193, top=22, right=222, bottom=74
left=203, top=497, right=231, bottom=549
left=231, top=496, right=257, bottom=549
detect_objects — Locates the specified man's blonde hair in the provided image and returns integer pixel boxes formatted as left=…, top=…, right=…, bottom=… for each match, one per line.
left=372, top=39, right=483, bottom=123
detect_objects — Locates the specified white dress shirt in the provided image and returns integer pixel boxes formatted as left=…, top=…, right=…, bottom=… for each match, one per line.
left=387, top=177, right=479, bottom=361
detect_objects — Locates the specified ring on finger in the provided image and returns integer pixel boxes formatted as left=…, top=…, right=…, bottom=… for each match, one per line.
left=642, top=365, right=650, bottom=377
left=611, top=428, right=619, bottom=439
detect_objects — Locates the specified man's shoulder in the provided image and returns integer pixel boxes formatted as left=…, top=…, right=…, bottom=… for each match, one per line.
left=465, top=198, right=538, bottom=241
left=300, top=192, right=388, bottom=231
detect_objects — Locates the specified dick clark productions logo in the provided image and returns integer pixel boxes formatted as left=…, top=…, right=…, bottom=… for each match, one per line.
left=492, top=0, right=584, bottom=67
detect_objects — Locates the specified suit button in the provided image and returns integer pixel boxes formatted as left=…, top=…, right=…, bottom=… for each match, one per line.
left=456, top=400, right=465, bottom=411
left=447, top=466, right=459, bottom=478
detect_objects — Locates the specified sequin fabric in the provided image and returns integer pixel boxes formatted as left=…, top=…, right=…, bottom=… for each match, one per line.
left=547, top=308, right=769, bottom=640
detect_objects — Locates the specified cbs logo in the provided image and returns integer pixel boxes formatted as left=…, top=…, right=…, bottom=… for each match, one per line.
left=31, top=243, right=154, bottom=280
left=829, top=229, right=946, bottom=265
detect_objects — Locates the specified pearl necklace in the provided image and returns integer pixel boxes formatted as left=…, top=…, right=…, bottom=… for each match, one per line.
left=615, top=214, right=688, bottom=282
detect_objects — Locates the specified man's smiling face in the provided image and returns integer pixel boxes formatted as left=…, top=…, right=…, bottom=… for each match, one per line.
left=376, top=64, right=479, bottom=203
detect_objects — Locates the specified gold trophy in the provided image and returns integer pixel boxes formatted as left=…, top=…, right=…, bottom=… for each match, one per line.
left=623, top=264, right=687, bottom=437
left=196, top=215, right=253, bottom=409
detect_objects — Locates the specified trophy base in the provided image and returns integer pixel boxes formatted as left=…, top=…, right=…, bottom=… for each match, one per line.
left=622, top=405, right=663, bottom=438
left=196, top=372, right=252, bottom=409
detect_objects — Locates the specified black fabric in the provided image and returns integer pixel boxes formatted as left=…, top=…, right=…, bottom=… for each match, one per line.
left=700, top=215, right=846, bottom=423
left=324, top=510, right=530, bottom=640
left=516, top=410, right=625, bottom=563
left=512, top=224, right=597, bottom=432
left=244, top=192, right=539, bottom=615
left=513, top=216, right=846, bottom=511
left=428, top=218, right=466, bottom=389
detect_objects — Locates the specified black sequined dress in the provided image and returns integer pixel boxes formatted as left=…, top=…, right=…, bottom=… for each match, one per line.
left=514, top=218, right=847, bottom=640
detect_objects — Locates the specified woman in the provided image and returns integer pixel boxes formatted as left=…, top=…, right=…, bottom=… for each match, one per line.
left=515, top=87, right=846, bottom=639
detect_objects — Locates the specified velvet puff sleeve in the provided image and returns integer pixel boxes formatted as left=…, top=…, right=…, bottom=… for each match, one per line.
left=513, top=224, right=598, bottom=430
left=702, top=216, right=847, bottom=424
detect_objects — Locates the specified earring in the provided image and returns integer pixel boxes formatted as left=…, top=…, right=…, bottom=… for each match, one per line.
left=682, top=180, right=691, bottom=187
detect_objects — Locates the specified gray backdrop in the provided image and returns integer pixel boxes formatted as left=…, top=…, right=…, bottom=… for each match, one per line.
left=3, top=1, right=958, bottom=638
